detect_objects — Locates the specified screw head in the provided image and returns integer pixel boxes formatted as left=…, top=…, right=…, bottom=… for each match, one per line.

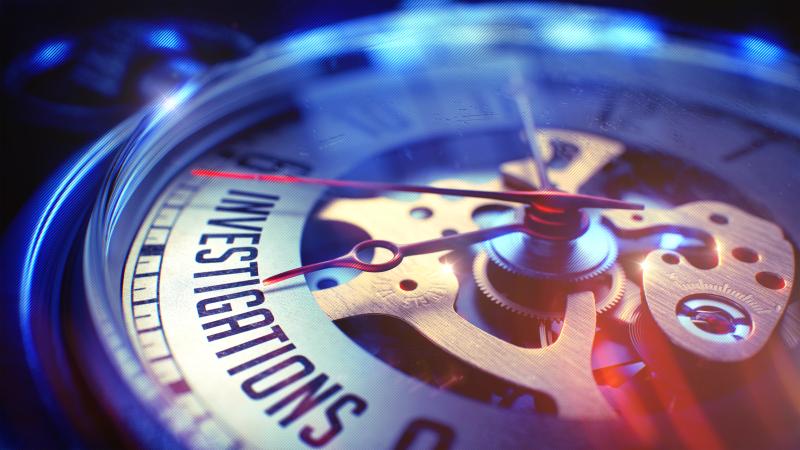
left=676, top=296, right=752, bottom=343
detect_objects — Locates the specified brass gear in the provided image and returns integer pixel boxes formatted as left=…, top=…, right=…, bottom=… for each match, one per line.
left=473, top=251, right=625, bottom=320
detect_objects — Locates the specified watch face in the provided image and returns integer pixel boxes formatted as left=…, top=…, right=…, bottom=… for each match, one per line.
left=20, top=4, right=800, bottom=449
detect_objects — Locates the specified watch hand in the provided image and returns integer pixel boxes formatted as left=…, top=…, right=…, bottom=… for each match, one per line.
left=191, top=169, right=643, bottom=211
left=263, top=223, right=523, bottom=285
left=510, top=74, right=552, bottom=189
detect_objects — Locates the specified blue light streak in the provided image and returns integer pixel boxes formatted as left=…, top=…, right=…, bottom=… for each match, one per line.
left=659, top=233, right=684, bottom=250
left=605, top=19, right=663, bottom=50
left=737, top=35, right=785, bottom=64
left=283, top=26, right=348, bottom=61
left=542, top=16, right=663, bottom=51
left=19, top=121, right=132, bottom=399
left=168, top=58, right=206, bottom=76
left=29, top=39, right=73, bottom=72
left=367, top=28, right=428, bottom=70
left=148, top=28, right=187, bottom=51
left=18, top=79, right=198, bottom=380
left=152, top=82, right=198, bottom=121
left=542, top=20, right=595, bottom=50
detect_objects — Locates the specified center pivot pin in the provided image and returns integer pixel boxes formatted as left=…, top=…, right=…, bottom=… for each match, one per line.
left=485, top=199, right=618, bottom=282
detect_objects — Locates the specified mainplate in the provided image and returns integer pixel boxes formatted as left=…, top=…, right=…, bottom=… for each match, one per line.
left=304, top=128, right=797, bottom=436
left=316, top=258, right=614, bottom=419
left=605, top=201, right=794, bottom=361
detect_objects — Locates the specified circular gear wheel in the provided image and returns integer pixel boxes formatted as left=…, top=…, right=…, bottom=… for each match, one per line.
left=484, top=225, right=618, bottom=282
left=473, top=251, right=625, bottom=320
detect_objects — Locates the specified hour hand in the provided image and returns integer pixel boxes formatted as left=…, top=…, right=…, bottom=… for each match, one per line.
left=263, top=222, right=523, bottom=285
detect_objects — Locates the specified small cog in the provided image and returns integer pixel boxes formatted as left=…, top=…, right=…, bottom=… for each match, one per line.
left=473, top=251, right=625, bottom=320
left=595, top=266, right=627, bottom=315
left=609, top=277, right=642, bottom=325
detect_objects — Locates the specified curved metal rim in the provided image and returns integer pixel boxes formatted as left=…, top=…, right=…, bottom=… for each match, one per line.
left=14, top=2, right=800, bottom=445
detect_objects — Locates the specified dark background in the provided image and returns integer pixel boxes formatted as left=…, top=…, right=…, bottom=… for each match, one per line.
left=1, top=0, right=798, bottom=231
left=0, top=1, right=797, bottom=447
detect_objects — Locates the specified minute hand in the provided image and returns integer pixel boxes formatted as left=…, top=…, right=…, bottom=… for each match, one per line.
left=263, top=223, right=524, bottom=285
left=191, top=169, right=643, bottom=211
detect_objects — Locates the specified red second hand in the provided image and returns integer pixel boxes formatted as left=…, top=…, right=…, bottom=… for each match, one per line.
left=191, top=169, right=643, bottom=211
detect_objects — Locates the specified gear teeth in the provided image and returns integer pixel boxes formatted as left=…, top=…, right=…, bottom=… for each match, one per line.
left=595, top=265, right=626, bottom=315
left=483, top=235, right=618, bottom=283
left=474, top=252, right=626, bottom=320
left=473, top=252, right=565, bottom=320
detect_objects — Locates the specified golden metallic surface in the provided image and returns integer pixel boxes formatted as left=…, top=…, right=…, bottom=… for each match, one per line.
left=305, top=128, right=797, bottom=430
left=311, top=130, right=635, bottom=418
left=500, top=130, right=624, bottom=192
left=317, top=129, right=624, bottom=246
left=314, top=255, right=616, bottom=419
left=604, top=201, right=795, bottom=362
left=610, top=278, right=643, bottom=326
left=318, top=178, right=510, bottom=242
left=307, top=129, right=799, bottom=424
left=472, top=252, right=625, bottom=319
left=779, top=301, right=800, bottom=349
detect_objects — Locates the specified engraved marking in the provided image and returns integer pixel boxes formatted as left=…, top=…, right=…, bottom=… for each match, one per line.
left=169, top=379, right=192, bottom=395
left=140, top=244, right=165, bottom=256
left=150, top=354, right=174, bottom=363
left=134, top=272, right=158, bottom=279
left=138, top=325, right=163, bottom=334
left=133, top=298, right=158, bottom=306
left=144, top=228, right=169, bottom=245
left=669, top=275, right=773, bottom=314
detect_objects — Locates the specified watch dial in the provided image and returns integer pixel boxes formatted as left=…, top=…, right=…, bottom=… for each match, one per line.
left=63, top=5, right=800, bottom=448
